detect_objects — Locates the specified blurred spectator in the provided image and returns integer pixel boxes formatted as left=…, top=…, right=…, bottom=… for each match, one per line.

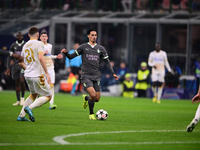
left=30, top=0, right=41, bottom=10
left=165, top=65, right=182, bottom=88
left=65, top=43, right=82, bottom=95
left=140, top=0, right=149, bottom=10
left=195, top=58, right=200, bottom=94
left=117, top=62, right=129, bottom=82
left=121, top=0, right=132, bottom=12
left=135, top=62, right=150, bottom=97
left=122, top=73, right=134, bottom=98
left=101, top=61, right=116, bottom=91
left=192, top=0, right=200, bottom=11
left=153, top=0, right=163, bottom=11
left=0, top=57, right=6, bottom=91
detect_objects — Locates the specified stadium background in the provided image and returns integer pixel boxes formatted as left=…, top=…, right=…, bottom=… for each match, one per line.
left=0, top=0, right=200, bottom=97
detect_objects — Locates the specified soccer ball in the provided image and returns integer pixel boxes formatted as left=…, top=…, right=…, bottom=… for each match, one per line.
left=96, top=109, right=108, bottom=120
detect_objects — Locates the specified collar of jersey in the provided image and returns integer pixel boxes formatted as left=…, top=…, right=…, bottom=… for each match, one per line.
left=16, top=40, right=24, bottom=46
left=87, top=42, right=97, bottom=48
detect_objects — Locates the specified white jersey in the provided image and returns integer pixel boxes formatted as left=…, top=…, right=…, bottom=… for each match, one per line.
left=44, top=43, right=55, bottom=70
left=148, top=50, right=171, bottom=74
left=21, top=39, right=45, bottom=77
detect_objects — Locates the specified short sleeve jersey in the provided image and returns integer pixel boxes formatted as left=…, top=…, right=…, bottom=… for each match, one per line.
left=8, top=41, right=25, bottom=70
left=148, top=50, right=169, bottom=74
left=21, top=39, right=45, bottom=77
left=44, top=43, right=54, bottom=69
left=76, top=42, right=108, bottom=81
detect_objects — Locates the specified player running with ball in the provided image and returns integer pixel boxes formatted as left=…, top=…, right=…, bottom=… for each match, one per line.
left=61, top=28, right=118, bottom=120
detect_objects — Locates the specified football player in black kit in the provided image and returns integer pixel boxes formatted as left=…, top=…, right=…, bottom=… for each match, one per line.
left=6, top=32, right=26, bottom=106
left=61, top=28, right=119, bottom=120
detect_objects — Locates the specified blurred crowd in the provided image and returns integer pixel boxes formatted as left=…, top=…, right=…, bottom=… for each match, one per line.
left=0, top=0, right=199, bottom=12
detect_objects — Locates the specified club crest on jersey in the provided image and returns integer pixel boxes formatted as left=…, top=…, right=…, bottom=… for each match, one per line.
left=14, top=47, right=17, bottom=49
left=97, top=49, right=100, bottom=53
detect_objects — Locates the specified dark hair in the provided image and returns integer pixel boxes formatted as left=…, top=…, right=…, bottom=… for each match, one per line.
left=87, top=28, right=97, bottom=35
left=40, top=31, right=48, bottom=36
left=29, top=27, right=39, bottom=35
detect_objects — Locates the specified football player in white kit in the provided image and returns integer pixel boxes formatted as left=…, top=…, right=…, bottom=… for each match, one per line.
left=40, top=32, right=63, bottom=109
left=148, top=43, right=172, bottom=103
left=17, top=27, right=52, bottom=122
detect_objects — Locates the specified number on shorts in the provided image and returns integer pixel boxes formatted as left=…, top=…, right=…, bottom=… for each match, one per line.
left=25, top=48, right=35, bottom=63
left=39, top=75, right=45, bottom=86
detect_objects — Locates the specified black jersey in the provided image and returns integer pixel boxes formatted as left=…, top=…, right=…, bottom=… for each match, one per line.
left=76, top=43, right=109, bottom=81
left=7, top=40, right=25, bottom=70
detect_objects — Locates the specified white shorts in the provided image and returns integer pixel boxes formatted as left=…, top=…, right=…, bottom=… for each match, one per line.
left=25, top=75, right=52, bottom=96
left=47, top=68, right=55, bottom=84
left=151, top=72, right=165, bottom=83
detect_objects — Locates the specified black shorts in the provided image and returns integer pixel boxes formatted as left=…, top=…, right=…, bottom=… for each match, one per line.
left=81, top=76, right=101, bottom=92
left=12, top=67, right=24, bottom=80
left=71, top=66, right=80, bottom=75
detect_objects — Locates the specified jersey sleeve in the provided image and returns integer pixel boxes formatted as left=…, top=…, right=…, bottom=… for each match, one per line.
left=38, top=42, right=45, bottom=54
left=148, top=52, right=154, bottom=67
left=76, top=45, right=83, bottom=56
left=100, top=46, right=109, bottom=60
left=163, top=52, right=171, bottom=72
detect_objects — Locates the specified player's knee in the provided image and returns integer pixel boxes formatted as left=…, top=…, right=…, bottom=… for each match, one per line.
left=95, top=97, right=100, bottom=102
left=47, top=95, right=52, bottom=101
left=90, top=93, right=96, bottom=99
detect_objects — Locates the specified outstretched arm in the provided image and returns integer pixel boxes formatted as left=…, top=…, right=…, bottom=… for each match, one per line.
left=103, top=59, right=118, bottom=81
left=61, top=48, right=77, bottom=59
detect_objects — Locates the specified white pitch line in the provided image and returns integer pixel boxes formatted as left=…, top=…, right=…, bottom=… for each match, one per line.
left=53, top=130, right=193, bottom=145
left=1, top=130, right=200, bottom=146
left=1, top=141, right=200, bottom=146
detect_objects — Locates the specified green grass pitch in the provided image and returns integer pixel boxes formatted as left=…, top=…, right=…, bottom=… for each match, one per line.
left=0, top=90, right=200, bottom=150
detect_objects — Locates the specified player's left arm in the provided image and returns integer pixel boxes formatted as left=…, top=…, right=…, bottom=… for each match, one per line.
left=164, top=52, right=171, bottom=72
left=101, top=47, right=118, bottom=80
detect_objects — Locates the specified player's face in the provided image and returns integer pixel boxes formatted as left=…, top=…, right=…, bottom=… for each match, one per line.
left=155, top=44, right=160, bottom=50
left=40, top=34, right=48, bottom=43
left=88, top=31, right=97, bottom=43
left=16, top=33, right=23, bottom=41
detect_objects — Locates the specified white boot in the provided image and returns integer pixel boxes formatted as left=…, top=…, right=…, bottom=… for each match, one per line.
left=13, top=101, right=20, bottom=106
left=20, top=97, right=24, bottom=106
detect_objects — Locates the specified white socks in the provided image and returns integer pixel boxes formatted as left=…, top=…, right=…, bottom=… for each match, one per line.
left=194, top=104, right=200, bottom=122
left=49, top=85, right=54, bottom=106
left=29, top=96, right=50, bottom=110
left=157, top=87, right=163, bottom=101
left=19, top=96, right=34, bottom=117
left=152, top=86, right=157, bottom=97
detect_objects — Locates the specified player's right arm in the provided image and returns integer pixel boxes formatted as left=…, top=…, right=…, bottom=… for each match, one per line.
left=6, top=44, right=14, bottom=76
left=61, top=48, right=78, bottom=59
left=148, top=52, right=156, bottom=69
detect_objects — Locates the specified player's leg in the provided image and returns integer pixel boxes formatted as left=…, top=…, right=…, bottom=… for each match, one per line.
left=157, top=82, right=164, bottom=103
left=17, top=94, right=36, bottom=121
left=157, top=72, right=165, bottom=103
left=20, top=73, right=25, bottom=105
left=151, top=73, right=158, bottom=102
left=187, top=104, right=200, bottom=132
left=49, top=83, right=57, bottom=109
left=13, top=78, right=21, bottom=106
left=23, top=76, right=52, bottom=122
left=87, top=81, right=101, bottom=120
left=48, top=69, right=57, bottom=109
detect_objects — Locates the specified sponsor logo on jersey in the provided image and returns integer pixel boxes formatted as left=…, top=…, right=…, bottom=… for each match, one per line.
left=85, top=48, right=89, bottom=51
left=97, top=49, right=100, bottom=53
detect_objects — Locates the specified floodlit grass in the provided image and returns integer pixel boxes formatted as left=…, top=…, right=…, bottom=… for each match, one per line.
left=0, top=90, right=200, bottom=150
